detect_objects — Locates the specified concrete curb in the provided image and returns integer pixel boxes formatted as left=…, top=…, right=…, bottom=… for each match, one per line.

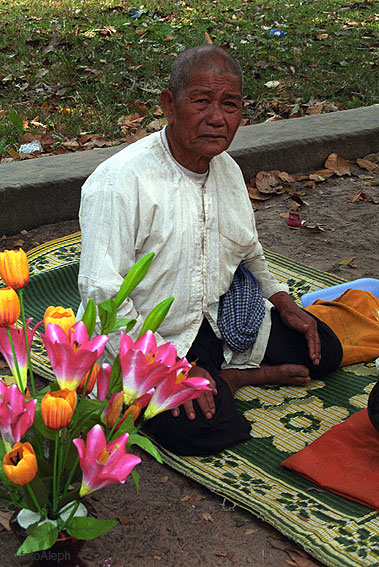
left=1, top=105, right=378, bottom=235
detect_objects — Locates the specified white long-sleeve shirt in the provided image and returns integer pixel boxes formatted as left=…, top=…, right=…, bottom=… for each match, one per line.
left=78, top=130, right=287, bottom=369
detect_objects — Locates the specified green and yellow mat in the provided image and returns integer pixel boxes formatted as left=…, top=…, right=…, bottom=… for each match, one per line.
left=24, top=233, right=379, bottom=567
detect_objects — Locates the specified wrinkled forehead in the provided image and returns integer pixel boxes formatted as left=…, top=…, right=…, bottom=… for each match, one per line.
left=179, top=69, right=243, bottom=98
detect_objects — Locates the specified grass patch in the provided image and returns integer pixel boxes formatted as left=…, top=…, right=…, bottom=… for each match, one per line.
left=0, top=0, right=378, bottom=156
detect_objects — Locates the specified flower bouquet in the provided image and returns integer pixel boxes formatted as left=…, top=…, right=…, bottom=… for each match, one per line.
left=0, top=249, right=210, bottom=559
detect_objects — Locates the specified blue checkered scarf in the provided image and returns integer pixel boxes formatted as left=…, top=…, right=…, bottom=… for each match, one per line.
left=217, top=265, right=266, bottom=352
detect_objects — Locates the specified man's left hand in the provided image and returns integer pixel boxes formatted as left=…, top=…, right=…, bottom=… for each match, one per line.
left=269, top=291, right=321, bottom=365
left=171, top=365, right=218, bottom=420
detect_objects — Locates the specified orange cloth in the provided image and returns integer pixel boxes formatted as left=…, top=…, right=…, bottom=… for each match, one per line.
left=281, top=409, right=379, bottom=510
left=305, top=289, right=379, bottom=366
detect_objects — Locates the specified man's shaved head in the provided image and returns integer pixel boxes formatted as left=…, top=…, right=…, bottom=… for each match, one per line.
left=169, top=45, right=242, bottom=96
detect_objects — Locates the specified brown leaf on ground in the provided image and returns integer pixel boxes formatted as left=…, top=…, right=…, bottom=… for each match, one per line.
left=278, top=171, right=296, bottom=183
left=338, top=257, right=358, bottom=267
left=118, top=516, right=133, bottom=525
left=285, top=548, right=319, bottom=567
left=256, top=171, right=283, bottom=193
left=311, top=168, right=335, bottom=180
left=204, top=31, right=213, bottom=44
left=303, top=180, right=317, bottom=189
left=300, top=224, right=325, bottom=233
left=0, top=510, right=12, bottom=531
left=356, top=158, right=379, bottom=172
left=247, top=186, right=272, bottom=201
left=202, top=512, right=214, bottom=522
left=325, top=153, right=351, bottom=176
left=348, top=190, right=379, bottom=204
left=288, top=199, right=301, bottom=211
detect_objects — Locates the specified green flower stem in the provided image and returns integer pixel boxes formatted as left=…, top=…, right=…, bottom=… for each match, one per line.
left=52, top=430, right=60, bottom=515
left=6, top=327, right=22, bottom=392
left=18, top=289, right=36, bottom=397
left=56, top=429, right=66, bottom=509
left=25, top=484, right=45, bottom=519
left=62, top=455, right=79, bottom=498
left=63, top=499, right=80, bottom=525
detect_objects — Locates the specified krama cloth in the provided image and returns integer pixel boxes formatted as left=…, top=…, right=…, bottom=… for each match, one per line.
left=305, top=289, right=379, bottom=366
left=217, top=264, right=266, bottom=352
left=281, top=409, right=379, bottom=510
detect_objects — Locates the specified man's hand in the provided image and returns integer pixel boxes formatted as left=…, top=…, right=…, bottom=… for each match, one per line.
left=269, top=291, right=321, bottom=365
left=171, top=366, right=218, bottom=420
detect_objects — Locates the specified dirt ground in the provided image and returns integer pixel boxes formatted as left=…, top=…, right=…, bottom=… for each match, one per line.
left=0, top=159, right=378, bottom=567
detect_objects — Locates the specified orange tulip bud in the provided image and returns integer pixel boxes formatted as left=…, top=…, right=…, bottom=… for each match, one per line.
left=3, top=442, right=37, bottom=485
left=44, top=306, right=76, bottom=336
left=41, top=389, right=77, bottom=430
left=77, top=364, right=99, bottom=396
left=0, top=249, right=29, bottom=290
left=0, top=287, right=20, bottom=327
left=116, top=403, right=142, bottom=430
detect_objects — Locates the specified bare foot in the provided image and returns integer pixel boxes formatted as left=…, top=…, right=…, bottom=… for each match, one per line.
left=219, top=364, right=311, bottom=394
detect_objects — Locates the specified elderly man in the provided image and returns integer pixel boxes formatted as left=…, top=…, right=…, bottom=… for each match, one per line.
left=78, top=45, right=342, bottom=455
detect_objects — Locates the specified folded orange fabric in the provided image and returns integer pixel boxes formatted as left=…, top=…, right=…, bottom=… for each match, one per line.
left=305, top=289, right=379, bottom=366
left=281, top=409, right=379, bottom=510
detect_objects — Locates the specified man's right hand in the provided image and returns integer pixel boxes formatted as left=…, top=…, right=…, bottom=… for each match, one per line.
left=171, top=366, right=218, bottom=420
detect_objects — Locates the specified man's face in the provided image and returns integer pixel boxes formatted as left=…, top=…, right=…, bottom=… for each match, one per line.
left=161, top=69, right=243, bottom=173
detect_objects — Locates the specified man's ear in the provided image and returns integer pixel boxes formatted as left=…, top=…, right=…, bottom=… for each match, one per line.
left=160, top=90, right=175, bottom=124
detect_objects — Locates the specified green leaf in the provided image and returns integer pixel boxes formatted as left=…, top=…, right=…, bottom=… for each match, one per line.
left=127, top=433, right=162, bottom=463
left=66, top=517, right=118, bottom=540
left=107, top=317, right=136, bottom=334
left=109, top=355, right=122, bottom=394
left=9, top=111, right=24, bottom=136
left=114, top=252, right=155, bottom=308
left=131, top=468, right=140, bottom=492
left=98, top=298, right=117, bottom=334
left=16, top=522, right=58, bottom=556
left=33, top=409, right=57, bottom=440
left=80, top=298, right=97, bottom=338
left=110, top=412, right=134, bottom=438
left=138, top=297, right=174, bottom=338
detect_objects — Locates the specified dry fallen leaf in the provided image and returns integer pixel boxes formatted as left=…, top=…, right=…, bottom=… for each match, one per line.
left=300, top=224, right=325, bottom=233
left=245, top=528, right=258, bottom=535
left=118, top=516, right=133, bottom=525
left=0, top=510, right=12, bottom=531
left=348, top=190, right=379, bottom=204
left=13, top=239, right=24, bottom=247
left=356, top=158, right=378, bottom=172
left=325, top=153, right=350, bottom=176
left=303, top=180, right=317, bottom=189
left=247, top=186, right=272, bottom=201
left=278, top=171, right=296, bottom=183
left=285, top=548, right=319, bottom=567
left=204, top=31, right=213, bottom=44
left=338, top=257, right=358, bottom=268
left=202, top=512, right=214, bottom=522
left=256, top=171, right=283, bottom=193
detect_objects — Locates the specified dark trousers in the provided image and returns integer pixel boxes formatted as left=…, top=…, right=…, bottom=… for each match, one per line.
left=144, top=310, right=343, bottom=456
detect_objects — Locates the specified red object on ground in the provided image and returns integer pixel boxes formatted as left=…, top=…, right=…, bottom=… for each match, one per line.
left=281, top=409, right=379, bottom=510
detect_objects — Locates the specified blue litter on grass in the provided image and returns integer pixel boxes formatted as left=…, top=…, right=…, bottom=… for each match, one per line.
left=269, top=29, right=286, bottom=37
left=301, top=278, right=379, bottom=307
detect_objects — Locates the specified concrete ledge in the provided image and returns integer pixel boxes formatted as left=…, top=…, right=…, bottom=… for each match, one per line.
left=1, top=105, right=378, bottom=235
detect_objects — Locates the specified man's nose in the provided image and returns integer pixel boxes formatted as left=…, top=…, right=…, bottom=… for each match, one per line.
left=207, top=103, right=225, bottom=126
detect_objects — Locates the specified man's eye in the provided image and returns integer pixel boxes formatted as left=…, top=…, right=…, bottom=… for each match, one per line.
left=194, top=98, right=208, bottom=104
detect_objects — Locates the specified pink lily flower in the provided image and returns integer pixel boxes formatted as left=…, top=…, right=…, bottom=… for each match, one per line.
left=73, top=424, right=141, bottom=497
left=120, top=331, right=191, bottom=406
left=0, top=318, right=42, bottom=391
left=0, top=382, right=37, bottom=449
left=143, top=369, right=211, bottom=420
left=40, top=321, right=109, bottom=391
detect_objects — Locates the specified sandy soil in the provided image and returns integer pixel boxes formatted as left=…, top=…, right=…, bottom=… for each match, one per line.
left=0, top=161, right=378, bottom=567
